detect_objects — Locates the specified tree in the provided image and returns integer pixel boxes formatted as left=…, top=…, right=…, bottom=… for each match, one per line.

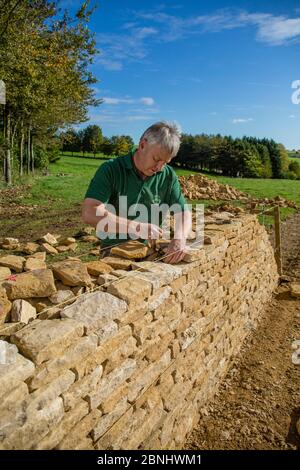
left=82, top=125, right=103, bottom=156
left=0, top=0, right=101, bottom=183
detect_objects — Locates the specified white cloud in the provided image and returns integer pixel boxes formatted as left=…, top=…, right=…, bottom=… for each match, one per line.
left=103, top=97, right=134, bottom=105
left=103, top=96, right=155, bottom=107
left=289, top=114, right=296, bottom=118
left=232, top=118, right=254, bottom=123
left=135, top=8, right=300, bottom=46
left=140, top=97, right=155, bottom=106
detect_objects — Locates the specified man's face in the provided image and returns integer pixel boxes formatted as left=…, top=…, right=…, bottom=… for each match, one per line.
left=137, top=139, right=172, bottom=176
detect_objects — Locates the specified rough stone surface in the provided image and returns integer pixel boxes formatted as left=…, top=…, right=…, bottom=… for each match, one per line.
left=0, top=255, right=26, bottom=273
left=2, top=269, right=56, bottom=300
left=49, top=290, right=75, bottom=305
left=11, top=299, right=37, bottom=324
left=0, top=267, right=11, bottom=281
left=61, top=291, right=128, bottom=334
left=290, top=283, right=300, bottom=298
left=21, top=242, right=40, bottom=255
left=110, top=240, right=150, bottom=260
left=107, top=277, right=152, bottom=305
left=40, top=243, right=58, bottom=255
left=11, top=319, right=84, bottom=364
left=101, top=256, right=132, bottom=270
left=84, top=261, right=113, bottom=276
left=52, top=260, right=91, bottom=287
left=38, top=233, right=58, bottom=246
left=24, top=258, right=47, bottom=271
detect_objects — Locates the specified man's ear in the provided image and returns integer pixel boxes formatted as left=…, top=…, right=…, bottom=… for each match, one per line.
left=139, top=138, right=146, bottom=150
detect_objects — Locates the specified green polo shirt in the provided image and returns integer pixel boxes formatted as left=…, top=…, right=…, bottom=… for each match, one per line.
left=84, top=146, right=187, bottom=246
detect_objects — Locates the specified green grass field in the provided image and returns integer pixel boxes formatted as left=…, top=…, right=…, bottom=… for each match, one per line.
left=0, top=154, right=299, bottom=242
left=22, top=155, right=300, bottom=206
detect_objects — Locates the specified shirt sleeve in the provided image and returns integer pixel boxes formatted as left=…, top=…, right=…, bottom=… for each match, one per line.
left=84, top=161, right=114, bottom=203
left=168, top=170, right=188, bottom=213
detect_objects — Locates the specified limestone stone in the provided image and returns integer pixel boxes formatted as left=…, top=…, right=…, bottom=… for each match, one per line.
left=146, top=286, right=172, bottom=311
left=40, top=243, right=58, bottom=254
left=0, top=295, right=12, bottom=324
left=11, top=319, right=84, bottom=364
left=0, top=267, right=11, bottom=280
left=39, top=233, right=58, bottom=245
left=0, top=347, right=35, bottom=398
left=94, top=407, right=133, bottom=450
left=0, top=397, right=64, bottom=450
left=1, top=237, right=20, bottom=250
left=35, top=399, right=89, bottom=449
left=24, top=257, right=47, bottom=271
left=131, top=262, right=182, bottom=288
left=110, top=240, right=150, bottom=260
left=0, top=322, right=24, bottom=338
left=11, top=299, right=37, bottom=324
left=94, top=320, right=118, bottom=344
left=86, top=358, right=137, bottom=409
left=96, top=273, right=118, bottom=286
left=2, top=269, right=56, bottom=300
left=110, top=269, right=129, bottom=278
left=290, top=283, right=300, bottom=298
left=52, top=260, right=91, bottom=286
left=28, top=335, right=98, bottom=390
left=61, top=291, right=128, bottom=334
left=56, top=409, right=101, bottom=450
left=30, top=251, right=46, bottom=261
left=91, top=397, right=129, bottom=441
left=49, top=289, right=75, bottom=305
left=127, top=350, right=171, bottom=403
left=62, top=365, right=103, bottom=411
left=81, top=235, right=99, bottom=243
left=100, top=256, right=132, bottom=270
left=59, top=237, right=76, bottom=245
left=0, top=382, right=29, bottom=415
left=183, top=247, right=206, bottom=263
left=56, top=245, right=71, bottom=253
left=21, top=242, right=40, bottom=255
left=84, top=260, right=113, bottom=276
left=0, top=255, right=26, bottom=273
left=107, top=277, right=152, bottom=306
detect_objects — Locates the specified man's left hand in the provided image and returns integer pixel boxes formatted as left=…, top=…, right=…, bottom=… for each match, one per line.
left=163, top=238, right=187, bottom=264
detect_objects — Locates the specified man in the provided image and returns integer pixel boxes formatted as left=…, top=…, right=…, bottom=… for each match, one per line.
left=81, top=121, right=192, bottom=264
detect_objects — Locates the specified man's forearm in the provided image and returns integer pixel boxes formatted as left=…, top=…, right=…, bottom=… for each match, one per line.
left=82, top=203, right=138, bottom=234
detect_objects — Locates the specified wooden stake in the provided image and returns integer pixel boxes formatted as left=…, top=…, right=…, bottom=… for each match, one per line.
left=274, top=205, right=282, bottom=276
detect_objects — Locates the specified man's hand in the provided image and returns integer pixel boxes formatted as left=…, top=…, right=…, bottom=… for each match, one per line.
left=163, top=238, right=187, bottom=264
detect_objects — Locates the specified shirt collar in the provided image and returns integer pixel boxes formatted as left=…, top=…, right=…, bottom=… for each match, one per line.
left=122, top=145, right=138, bottom=170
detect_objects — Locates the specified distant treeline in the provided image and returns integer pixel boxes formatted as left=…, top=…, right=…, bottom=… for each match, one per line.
left=59, top=126, right=134, bottom=158
left=172, top=134, right=300, bottom=179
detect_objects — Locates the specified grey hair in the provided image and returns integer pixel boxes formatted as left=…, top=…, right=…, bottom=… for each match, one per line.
left=140, top=121, right=181, bottom=157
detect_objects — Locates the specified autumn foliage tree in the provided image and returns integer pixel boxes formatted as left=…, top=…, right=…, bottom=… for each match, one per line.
left=0, top=0, right=101, bottom=184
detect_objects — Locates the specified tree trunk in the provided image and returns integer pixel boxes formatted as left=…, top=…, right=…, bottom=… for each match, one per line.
left=3, top=104, right=12, bottom=184
left=30, top=135, right=34, bottom=173
left=27, top=125, right=31, bottom=174
left=19, top=119, right=24, bottom=176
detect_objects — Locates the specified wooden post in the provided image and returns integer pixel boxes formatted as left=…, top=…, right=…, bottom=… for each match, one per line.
left=274, top=205, right=282, bottom=276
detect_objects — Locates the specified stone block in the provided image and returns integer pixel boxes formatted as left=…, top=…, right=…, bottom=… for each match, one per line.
left=11, top=319, right=84, bottom=364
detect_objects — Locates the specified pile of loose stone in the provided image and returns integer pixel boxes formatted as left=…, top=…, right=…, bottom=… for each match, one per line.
left=0, top=210, right=244, bottom=330
left=179, top=174, right=298, bottom=208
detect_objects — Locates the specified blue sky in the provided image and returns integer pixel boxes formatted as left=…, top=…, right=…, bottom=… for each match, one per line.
left=59, top=0, right=300, bottom=149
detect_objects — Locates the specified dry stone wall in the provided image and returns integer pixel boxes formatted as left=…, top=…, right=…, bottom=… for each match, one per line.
left=0, top=214, right=278, bottom=450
